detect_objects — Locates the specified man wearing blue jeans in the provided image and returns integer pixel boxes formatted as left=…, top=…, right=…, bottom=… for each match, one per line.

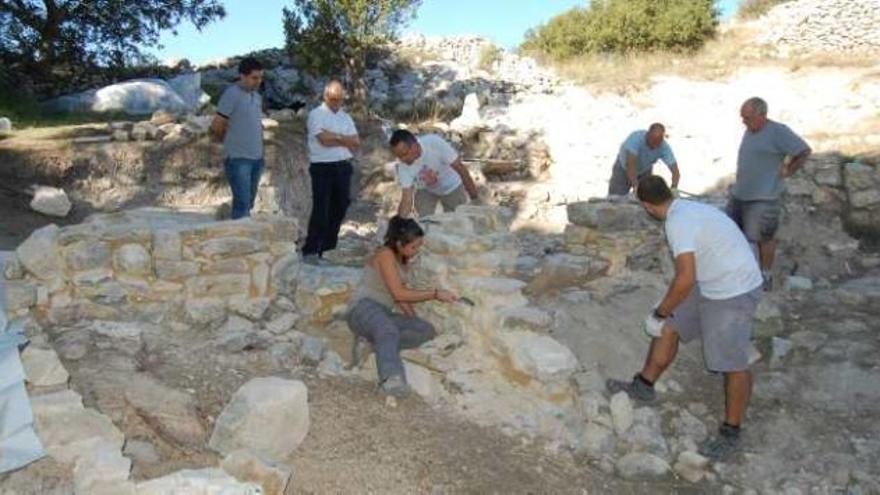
left=210, top=57, right=265, bottom=219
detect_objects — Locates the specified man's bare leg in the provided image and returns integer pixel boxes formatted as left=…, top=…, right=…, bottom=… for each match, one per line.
left=724, top=370, right=752, bottom=426
left=641, top=327, right=680, bottom=382
left=758, top=240, right=776, bottom=272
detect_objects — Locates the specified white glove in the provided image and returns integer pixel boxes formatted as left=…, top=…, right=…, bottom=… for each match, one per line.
left=643, top=312, right=666, bottom=338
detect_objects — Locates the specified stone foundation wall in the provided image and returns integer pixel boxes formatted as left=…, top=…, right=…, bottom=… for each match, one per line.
left=3, top=209, right=300, bottom=328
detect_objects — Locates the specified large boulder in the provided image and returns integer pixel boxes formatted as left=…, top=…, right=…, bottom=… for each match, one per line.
left=124, top=374, right=207, bottom=448
left=209, top=377, right=310, bottom=461
left=167, top=73, right=211, bottom=111
left=47, top=78, right=206, bottom=116
left=566, top=201, right=652, bottom=232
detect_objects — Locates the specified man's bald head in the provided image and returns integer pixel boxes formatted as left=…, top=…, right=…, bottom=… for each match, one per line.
left=323, top=80, right=346, bottom=112
left=646, top=123, right=666, bottom=149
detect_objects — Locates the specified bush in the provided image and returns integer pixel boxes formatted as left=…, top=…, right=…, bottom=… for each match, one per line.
left=521, top=0, right=719, bottom=59
left=737, top=0, right=792, bottom=19
left=478, top=44, right=503, bottom=71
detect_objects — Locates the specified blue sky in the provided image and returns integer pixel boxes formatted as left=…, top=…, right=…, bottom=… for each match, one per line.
left=154, top=0, right=741, bottom=65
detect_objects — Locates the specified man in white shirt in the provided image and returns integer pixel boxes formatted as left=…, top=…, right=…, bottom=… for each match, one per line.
left=607, top=175, right=763, bottom=462
left=303, top=81, right=360, bottom=265
left=389, top=129, right=479, bottom=217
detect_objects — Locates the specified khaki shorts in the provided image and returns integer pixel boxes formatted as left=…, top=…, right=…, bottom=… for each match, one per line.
left=726, top=198, right=782, bottom=242
left=414, top=184, right=469, bottom=217
left=668, top=287, right=762, bottom=372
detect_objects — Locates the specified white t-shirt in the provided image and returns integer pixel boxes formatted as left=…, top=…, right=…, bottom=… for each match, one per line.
left=307, top=103, right=358, bottom=163
left=395, top=134, right=462, bottom=195
left=665, top=199, right=763, bottom=300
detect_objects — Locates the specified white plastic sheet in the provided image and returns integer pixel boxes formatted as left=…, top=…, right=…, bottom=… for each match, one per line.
left=0, top=257, right=47, bottom=473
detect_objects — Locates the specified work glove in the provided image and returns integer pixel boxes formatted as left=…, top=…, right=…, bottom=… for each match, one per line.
left=643, top=311, right=666, bottom=338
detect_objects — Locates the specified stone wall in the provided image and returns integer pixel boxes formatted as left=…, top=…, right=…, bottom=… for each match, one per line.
left=3, top=209, right=300, bottom=328
left=757, top=0, right=880, bottom=55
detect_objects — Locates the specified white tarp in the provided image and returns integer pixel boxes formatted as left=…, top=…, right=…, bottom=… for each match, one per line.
left=0, top=252, right=46, bottom=473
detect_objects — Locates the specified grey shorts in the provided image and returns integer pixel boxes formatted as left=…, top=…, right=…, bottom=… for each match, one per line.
left=608, top=163, right=651, bottom=196
left=668, top=288, right=762, bottom=372
left=414, top=184, right=469, bottom=217
left=726, top=198, right=781, bottom=242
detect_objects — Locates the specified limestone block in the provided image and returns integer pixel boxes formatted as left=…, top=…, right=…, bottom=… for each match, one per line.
left=30, top=389, right=83, bottom=418
left=156, top=261, right=200, bottom=281
left=500, top=331, right=578, bottom=384
left=16, top=224, right=63, bottom=280
left=293, top=265, right=360, bottom=323
left=72, top=268, right=114, bottom=287
left=620, top=407, right=669, bottom=458
left=114, top=244, right=151, bottom=275
left=209, top=377, right=310, bottom=461
left=73, top=443, right=132, bottom=494
left=265, top=312, right=299, bottom=334
left=4, top=254, right=24, bottom=279
left=673, top=451, right=710, bottom=483
left=754, top=298, right=784, bottom=338
left=404, top=361, right=445, bottom=404
left=221, top=450, right=292, bottom=495
left=671, top=409, right=708, bottom=444
left=252, top=262, right=270, bottom=296
left=34, top=406, right=125, bottom=464
left=30, top=186, right=72, bottom=218
left=65, top=241, right=111, bottom=271
left=184, top=298, right=228, bottom=327
left=270, top=252, right=300, bottom=295
left=228, top=296, right=271, bottom=321
left=186, top=274, right=251, bottom=298
left=500, top=306, right=552, bottom=332
left=615, top=452, right=671, bottom=480
left=566, top=201, right=652, bottom=232
left=198, top=237, right=265, bottom=259
left=581, top=422, right=615, bottom=457
left=124, top=374, right=207, bottom=448
left=153, top=230, right=182, bottom=261
left=21, top=347, right=69, bottom=387
left=850, top=189, right=880, bottom=209
left=610, top=391, right=633, bottom=434
left=297, top=333, right=325, bottom=364
left=136, top=468, right=261, bottom=495
left=526, top=253, right=609, bottom=293
left=4, top=280, right=36, bottom=311
left=112, top=129, right=130, bottom=142
left=844, top=162, right=877, bottom=191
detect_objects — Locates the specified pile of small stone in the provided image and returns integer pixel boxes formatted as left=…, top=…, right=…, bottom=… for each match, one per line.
left=757, top=0, right=880, bottom=55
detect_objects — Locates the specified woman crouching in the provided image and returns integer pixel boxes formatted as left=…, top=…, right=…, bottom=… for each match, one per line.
left=346, top=216, right=458, bottom=397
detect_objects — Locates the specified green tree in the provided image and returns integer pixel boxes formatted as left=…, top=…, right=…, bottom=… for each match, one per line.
left=522, top=0, right=719, bottom=59
left=0, top=1, right=225, bottom=76
left=283, top=0, right=420, bottom=112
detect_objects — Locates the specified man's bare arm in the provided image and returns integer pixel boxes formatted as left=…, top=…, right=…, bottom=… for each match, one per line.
left=669, top=163, right=681, bottom=188
left=626, top=152, right=639, bottom=188
left=397, top=188, right=415, bottom=218
left=316, top=130, right=360, bottom=150
left=450, top=159, right=479, bottom=199
left=209, top=115, right=228, bottom=142
left=781, top=147, right=812, bottom=177
left=656, top=252, right=697, bottom=317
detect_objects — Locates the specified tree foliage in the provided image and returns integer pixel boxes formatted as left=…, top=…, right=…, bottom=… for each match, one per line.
left=283, top=0, right=420, bottom=110
left=521, top=0, right=719, bottom=59
left=0, top=1, right=225, bottom=75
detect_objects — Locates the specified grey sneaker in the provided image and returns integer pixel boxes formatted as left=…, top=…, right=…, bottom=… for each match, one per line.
left=698, top=424, right=742, bottom=461
left=762, top=274, right=773, bottom=292
left=349, top=336, right=372, bottom=370
left=381, top=375, right=411, bottom=398
left=606, top=374, right=656, bottom=402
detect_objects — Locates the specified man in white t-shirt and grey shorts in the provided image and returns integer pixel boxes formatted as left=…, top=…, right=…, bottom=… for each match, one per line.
left=388, top=129, right=479, bottom=218
left=607, top=175, right=763, bottom=462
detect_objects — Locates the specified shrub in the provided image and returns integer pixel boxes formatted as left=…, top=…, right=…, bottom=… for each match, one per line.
left=737, top=0, right=792, bottom=19
left=521, top=0, right=719, bottom=59
left=478, top=44, right=503, bottom=71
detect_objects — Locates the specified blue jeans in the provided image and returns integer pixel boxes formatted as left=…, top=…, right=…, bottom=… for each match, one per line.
left=224, top=157, right=264, bottom=219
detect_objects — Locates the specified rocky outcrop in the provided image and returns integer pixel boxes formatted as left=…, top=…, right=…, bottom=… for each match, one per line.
left=757, top=0, right=880, bottom=55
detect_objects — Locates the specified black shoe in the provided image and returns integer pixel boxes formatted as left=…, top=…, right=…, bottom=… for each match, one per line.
left=606, top=374, right=656, bottom=402
left=698, top=424, right=741, bottom=461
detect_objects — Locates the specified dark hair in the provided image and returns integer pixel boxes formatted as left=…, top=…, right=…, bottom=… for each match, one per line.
left=383, top=215, right=424, bottom=263
left=238, top=57, right=264, bottom=75
left=636, top=175, right=673, bottom=205
left=389, top=129, right=417, bottom=148
left=648, top=122, right=665, bottom=134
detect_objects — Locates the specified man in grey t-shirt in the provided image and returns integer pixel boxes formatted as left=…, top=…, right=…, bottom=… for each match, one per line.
left=728, top=97, right=811, bottom=290
left=209, top=57, right=265, bottom=219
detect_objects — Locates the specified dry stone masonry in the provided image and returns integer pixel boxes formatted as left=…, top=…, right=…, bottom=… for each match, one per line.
left=757, top=0, right=880, bottom=55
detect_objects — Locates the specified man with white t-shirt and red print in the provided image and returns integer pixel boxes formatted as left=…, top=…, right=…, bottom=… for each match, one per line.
left=388, top=129, right=479, bottom=218
left=607, top=175, right=764, bottom=462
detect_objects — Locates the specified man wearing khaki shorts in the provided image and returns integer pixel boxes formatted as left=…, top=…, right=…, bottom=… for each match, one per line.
left=729, top=97, right=811, bottom=290
left=607, top=176, right=763, bottom=462
left=389, top=129, right=479, bottom=218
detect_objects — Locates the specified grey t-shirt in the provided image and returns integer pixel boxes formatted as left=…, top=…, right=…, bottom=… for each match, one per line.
left=733, top=120, right=809, bottom=201
left=217, top=83, right=264, bottom=160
